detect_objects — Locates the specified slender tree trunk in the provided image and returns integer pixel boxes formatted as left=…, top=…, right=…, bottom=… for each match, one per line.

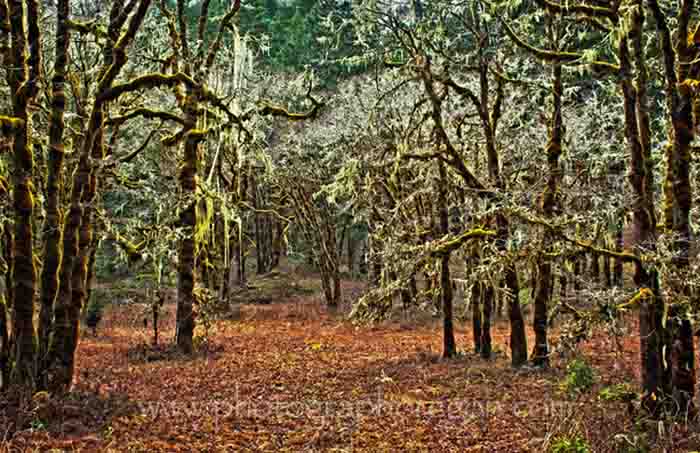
left=532, top=40, right=563, bottom=367
left=437, top=161, right=455, bottom=358
left=602, top=249, right=612, bottom=288
left=590, top=253, right=600, bottom=284
left=0, top=293, right=8, bottom=389
left=368, top=235, right=381, bottom=288
left=3, top=222, right=13, bottom=321
left=529, top=262, right=537, bottom=307
left=271, top=221, right=282, bottom=269
left=253, top=175, right=266, bottom=275
left=573, top=255, right=581, bottom=299
left=176, top=84, right=202, bottom=354
left=441, top=254, right=455, bottom=358
left=84, top=239, right=99, bottom=316
left=505, top=265, right=527, bottom=367
left=481, top=284, right=493, bottom=359
left=409, top=274, right=418, bottom=300
left=471, top=282, right=482, bottom=355
left=236, top=224, right=246, bottom=287
left=614, top=219, right=624, bottom=286
left=1, top=221, right=13, bottom=389
left=532, top=256, right=551, bottom=367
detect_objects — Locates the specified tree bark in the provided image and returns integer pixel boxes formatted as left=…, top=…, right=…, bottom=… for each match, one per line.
left=437, top=161, right=455, bottom=358
left=176, top=85, right=201, bottom=354
left=532, top=39, right=562, bottom=368
left=481, top=284, right=493, bottom=359
left=38, top=0, right=70, bottom=385
left=8, top=0, right=42, bottom=387
left=648, top=0, right=696, bottom=412
left=619, top=6, right=670, bottom=414
left=471, top=281, right=482, bottom=355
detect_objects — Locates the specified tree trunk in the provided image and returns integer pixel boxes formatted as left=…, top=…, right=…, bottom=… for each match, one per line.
left=368, top=235, right=382, bottom=288
left=437, top=161, right=455, bottom=358
left=532, top=256, right=551, bottom=367
left=1, top=222, right=13, bottom=388
left=573, top=255, right=581, bottom=299
left=409, top=274, right=418, bottom=300
left=505, top=265, right=527, bottom=367
left=481, top=284, right=493, bottom=359
left=175, top=85, right=201, bottom=354
left=471, top=282, right=482, bottom=355
left=7, top=0, right=41, bottom=388
left=0, top=293, right=8, bottom=389
left=347, top=235, right=355, bottom=278
left=619, top=8, right=670, bottom=414
left=614, top=219, right=624, bottom=286
left=236, top=223, right=246, bottom=287
left=38, top=0, right=70, bottom=385
left=602, top=250, right=612, bottom=288
left=590, top=253, right=600, bottom=284
left=48, top=0, right=152, bottom=391
left=647, top=0, right=695, bottom=413
left=532, top=36, right=563, bottom=367
left=441, top=254, right=455, bottom=358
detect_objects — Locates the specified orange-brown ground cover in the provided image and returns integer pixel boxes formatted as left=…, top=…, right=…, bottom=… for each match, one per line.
left=1, top=280, right=699, bottom=452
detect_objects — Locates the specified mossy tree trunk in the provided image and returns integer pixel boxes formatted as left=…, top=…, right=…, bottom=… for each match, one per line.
left=175, top=85, right=201, bottom=354
left=38, top=0, right=70, bottom=386
left=619, top=4, right=671, bottom=414
left=6, top=0, right=42, bottom=387
left=648, top=0, right=696, bottom=412
left=614, top=217, right=624, bottom=287
left=49, top=0, right=153, bottom=391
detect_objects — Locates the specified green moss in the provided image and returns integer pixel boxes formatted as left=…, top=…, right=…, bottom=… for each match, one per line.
left=431, top=228, right=496, bottom=256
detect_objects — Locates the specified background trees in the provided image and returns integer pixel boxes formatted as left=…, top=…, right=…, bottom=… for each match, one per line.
left=0, top=0, right=699, bottom=434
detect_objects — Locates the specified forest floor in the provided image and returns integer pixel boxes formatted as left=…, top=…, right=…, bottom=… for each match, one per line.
left=2, top=273, right=700, bottom=452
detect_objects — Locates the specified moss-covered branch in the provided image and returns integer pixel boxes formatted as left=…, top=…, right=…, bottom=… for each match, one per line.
left=97, top=72, right=196, bottom=104
left=534, top=0, right=618, bottom=22
left=107, top=108, right=185, bottom=126
left=66, top=19, right=107, bottom=40
left=500, top=16, right=619, bottom=74
left=616, top=287, right=654, bottom=310
left=431, top=228, right=496, bottom=256
left=510, top=210, right=642, bottom=265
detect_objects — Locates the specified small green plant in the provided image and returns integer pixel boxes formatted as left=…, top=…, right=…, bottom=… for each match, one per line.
left=561, top=358, right=596, bottom=396
left=599, top=383, right=636, bottom=402
left=29, top=418, right=47, bottom=431
left=550, top=435, right=590, bottom=453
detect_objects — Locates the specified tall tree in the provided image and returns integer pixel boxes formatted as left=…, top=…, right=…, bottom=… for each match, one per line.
left=0, top=0, right=43, bottom=386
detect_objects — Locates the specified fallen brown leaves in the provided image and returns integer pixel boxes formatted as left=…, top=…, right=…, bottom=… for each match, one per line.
left=1, top=280, right=699, bottom=452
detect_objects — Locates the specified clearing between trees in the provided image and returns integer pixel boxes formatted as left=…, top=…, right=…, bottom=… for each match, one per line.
left=2, top=272, right=697, bottom=453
